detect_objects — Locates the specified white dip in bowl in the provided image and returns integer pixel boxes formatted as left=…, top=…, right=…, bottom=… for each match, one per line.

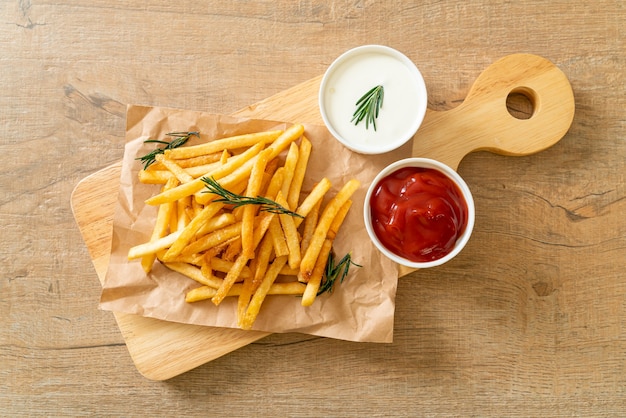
left=319, top=45, right=427, bottom=154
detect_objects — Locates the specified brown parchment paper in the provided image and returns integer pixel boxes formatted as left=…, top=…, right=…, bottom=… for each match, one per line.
left=100, top=105, right=408, bottom=343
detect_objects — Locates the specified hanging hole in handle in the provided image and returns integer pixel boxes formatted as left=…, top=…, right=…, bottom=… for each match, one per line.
left=506, top=86, right=538, bottom=120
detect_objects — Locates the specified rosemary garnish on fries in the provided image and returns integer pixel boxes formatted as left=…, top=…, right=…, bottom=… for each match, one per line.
left=136, top=131, right=199, bottom=169
left=317, top=252, right=361, bottom=296
left=201, top=176, right=303, bottom=218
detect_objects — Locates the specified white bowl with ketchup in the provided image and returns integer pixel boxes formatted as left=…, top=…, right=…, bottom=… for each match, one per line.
left=364, top=158, right=475, bottom=269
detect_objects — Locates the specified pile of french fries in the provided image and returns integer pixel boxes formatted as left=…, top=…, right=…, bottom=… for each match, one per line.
left=127, top=124, right=360, bottom=330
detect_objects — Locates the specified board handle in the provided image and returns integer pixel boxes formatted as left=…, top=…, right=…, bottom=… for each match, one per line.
left=411, top=53, right=575, bottom=170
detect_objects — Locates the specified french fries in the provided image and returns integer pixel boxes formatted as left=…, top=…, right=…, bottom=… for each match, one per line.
left=128, top=124, right=359, bottom=329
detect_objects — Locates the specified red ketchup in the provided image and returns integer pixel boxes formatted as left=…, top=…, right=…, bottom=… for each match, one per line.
left=369, top=166, right=468, bottom=263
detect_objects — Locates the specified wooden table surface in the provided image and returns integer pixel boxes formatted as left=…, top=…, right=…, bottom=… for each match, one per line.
left=2, top=1, right=625, bottom=416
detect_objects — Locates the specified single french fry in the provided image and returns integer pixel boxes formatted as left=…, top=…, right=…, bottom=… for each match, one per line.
left=300, top=197, right=321, bottom=258
left=240, top=255, right=289, bottom=330
left=156, top=250, right=202, bottom=266
left=138, top=169, right=173, bottom=184
left=155, top=154, right=194, bottom=183
left=181, top=222, right=242, bottom=256
left=170, top=152, right=225, bottom=167
left=268, top=216, right=289, bottom=257
left=209, top=256, right=252, bottom=279
left=264, top=157, right=280, bottom=181
left=251, top=211, right=275, bottom=250
left=275, top=192, right=301, bottom=270
left=200, top=252, right=214, bottom=282
left=164, top=262, right=224, bottom=289
left=300, top=179, right=360, bottom=280
left=280, top=142, right=299, bottom=201
left=176, top=195, right=191, bottom=230
left=139, top=161, right=224, bottom=184
left=252, top=233, right=274, bottom=288
left=168, top=199, right=179, bottom=233
left=327, top=199, right=352, bottom=240
left=165, top=130, right=282, bottom=159
left=301, top=200, right=352, bottom=305
left=146, top=141, right=265, bottom=206
left=140, top=177, right=178, bottom=272
left=237, top=273, right=254, bottom=326
left=301, top=238, right=333, bottom=306
left=263, top=167, right=284, bottom=200
left=287, top=136, right=312, bottom=210
left=186, top=281, right=306, bottom=303
left=212, top=252, right=250, bottom=305
left=161, top=202, right=224, bottom=261
left=195, top=212, right=236, bottom=236
left=294, top=177, right=332, bottom=227
left=128, top=230, right=182, bottom=260
left=242, top=148, right=272, bottom=258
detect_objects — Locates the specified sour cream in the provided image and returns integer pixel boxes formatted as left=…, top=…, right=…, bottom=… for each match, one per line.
left=319, top=45, right=427, bottom=154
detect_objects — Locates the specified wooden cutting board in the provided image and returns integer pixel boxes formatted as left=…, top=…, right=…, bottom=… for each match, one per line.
left=71, top=53, right=574, bottom=380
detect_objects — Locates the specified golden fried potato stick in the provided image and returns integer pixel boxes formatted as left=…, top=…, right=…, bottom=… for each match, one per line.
left=212, top=252, right=249, bottom=305
left=300, top=179, right=360, bottom=280
left=301, top=239, right=333, bottom=306
left=200, top=253, right=214, bottom=283
left=140, top=177, right=178, bottom=272
left=168, top=199, right=179, bottom=233
left=240, top=255, right=289, bottom=330
left=299, top=197, right=321, bottom=260
left=195, top=213, right=236, bottom=237
left=268, top=216, right=289, bottom=257
left=128, top=230, right=182, bottom=260
left=294, top=178, right=332, bottom=227
left=161, top=202, right=224, bottom=261
left=155, top=154, right=194, bottom=184
left=138, top=169, right=174, bottom=184
left=181, top=222, right=242, bottom=256
left=186, top=281, right=306, bottom=303
left=242, top=148, right=272, bottom=258
left=252, top=233, right=274, bottom=287
left=287, top=135, right=312, bottom=210
left=164, top=262, right=224, bottom=289
left=139, top=160, right=226, bottom=184
left=164, top=130, right=283, bottom=159
left=264, top=167, right=284, bottom=200
left=208, top=256, right=252, bottom=279
left=275, top=192, right=301, bottom=270
left=301, top=200, right=352, bottom=306
left=176, top=195, right=192, bottom=230
left=154, top=250, right=201, bottom=266
left=251, top=211, right=275, bottom=249
left=160, top=152, right=225, bottom=168
left=280, top=142, right=299, bottom=201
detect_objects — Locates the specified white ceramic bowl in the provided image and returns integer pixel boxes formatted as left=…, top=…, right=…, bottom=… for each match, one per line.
left=319, top=45, right=428, bottom=154
left=363, top=158, right=475, bottom=269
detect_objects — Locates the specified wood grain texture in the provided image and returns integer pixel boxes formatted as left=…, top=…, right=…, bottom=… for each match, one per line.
left=2, top=0, right=626, bottom=416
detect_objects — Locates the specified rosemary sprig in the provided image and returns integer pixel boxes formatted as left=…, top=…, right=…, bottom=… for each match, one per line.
left=317, top=252, right=361, bottom=296
left=351, top=85, right=384, bottom=131
left=201, top=176, right=303, bottom=218
left=136, top=131, right=199, bottom=169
